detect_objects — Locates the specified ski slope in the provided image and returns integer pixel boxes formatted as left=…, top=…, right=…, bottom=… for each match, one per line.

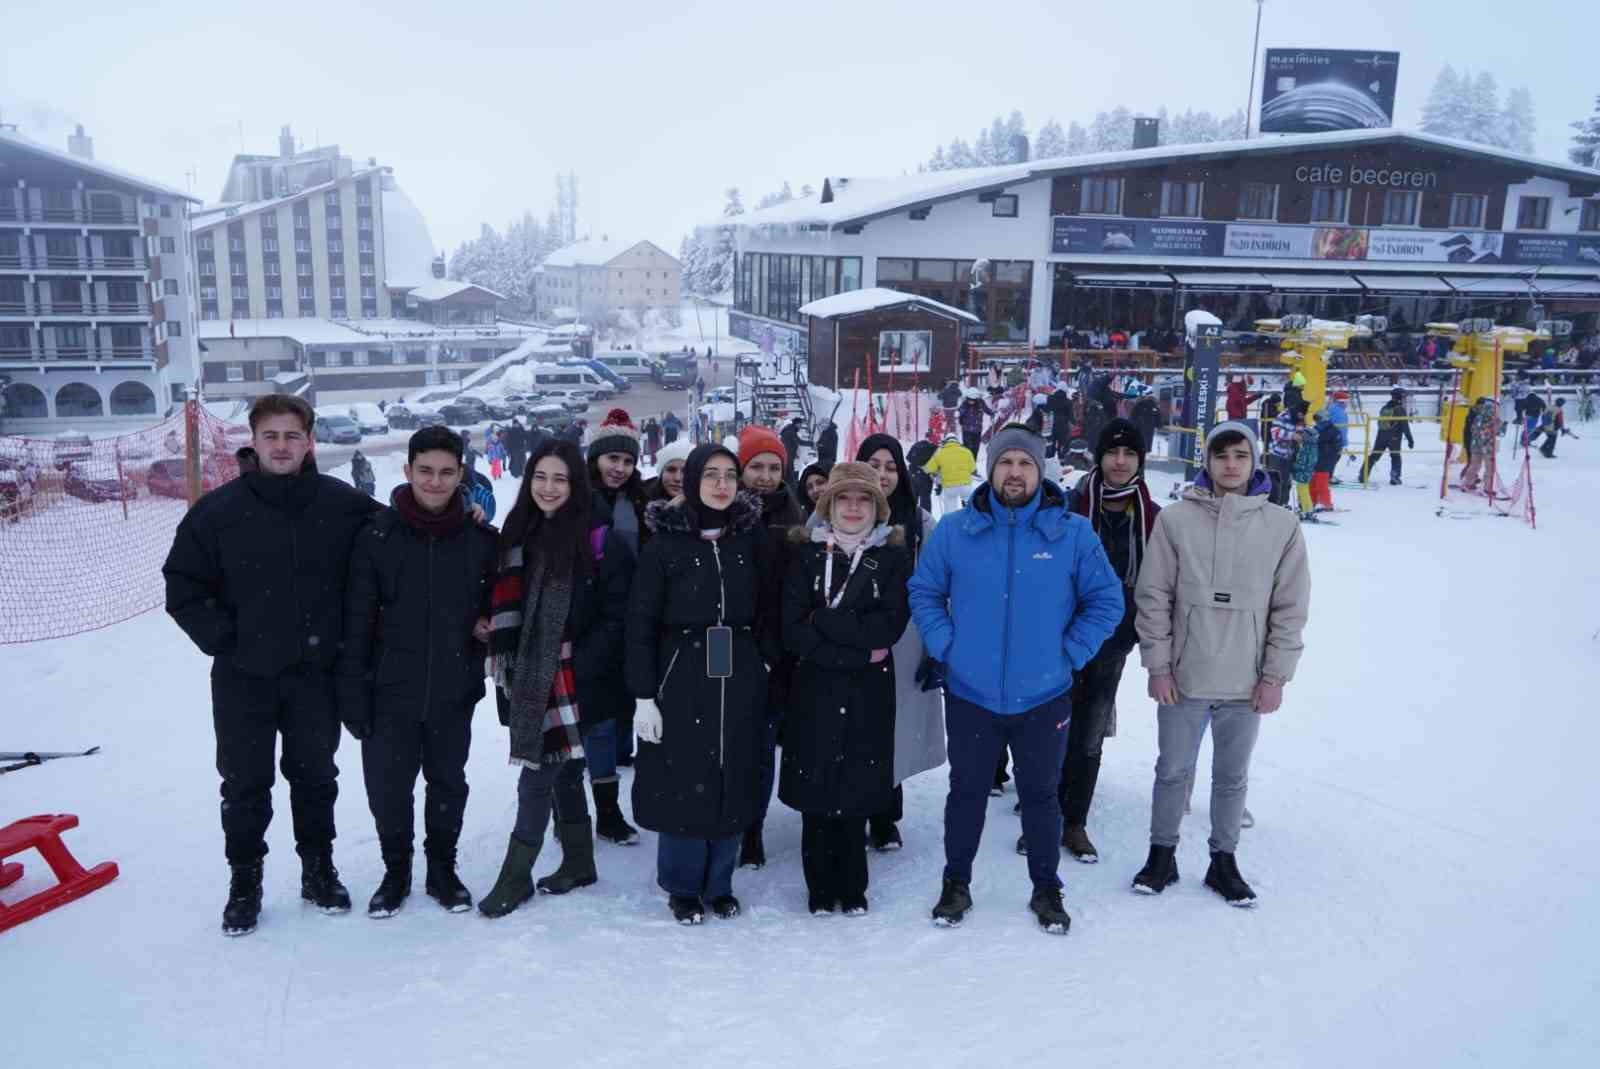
left=4, top=435, right=1597, bottom=1069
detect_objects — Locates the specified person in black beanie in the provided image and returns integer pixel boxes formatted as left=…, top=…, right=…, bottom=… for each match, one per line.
left=1016, top=417, right=1159, bottom=864
left=626, top=444, right=780, bottom=924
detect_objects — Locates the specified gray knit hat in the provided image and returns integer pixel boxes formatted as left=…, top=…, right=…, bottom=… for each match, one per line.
left=986, top=423, right=1046, bottom=483
left=1204, top=420, right=1260, bottom=464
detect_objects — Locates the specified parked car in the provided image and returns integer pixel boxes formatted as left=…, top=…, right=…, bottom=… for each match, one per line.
left=706, top=386, right=736, bottom=405
left=525, top=402, right=576, bottom=432
left=314, top=415, right=362, bottom=444
left=653, top=354, right=697, bottom=389
left=347, top=403, right=389, bottom=435
left=64, top=467, right=138, bottom=503
left=530, top=367, right=612, bottom=401
left=145, top=457, right=231, bottom=499
left=384, top=403, right=425, bottom=429
left=569, top=357, right=632, bottom=391
left=594, top=350, right=660, bottom=381
left=541, top=389, right=592, bottom=414
left=502, top=392, right=544, bottom=413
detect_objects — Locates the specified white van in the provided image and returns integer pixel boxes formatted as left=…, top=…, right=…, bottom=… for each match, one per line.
left=531, top=367, right=610, bottom=398
left=594, top=350, right=657, bottom=380
left=346, top=403, right=389, bottom=435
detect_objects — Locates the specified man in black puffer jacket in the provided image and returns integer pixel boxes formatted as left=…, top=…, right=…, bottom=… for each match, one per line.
left=163, top=395, right=381, bottom=936
left=336, top=426, right=499, bottom=918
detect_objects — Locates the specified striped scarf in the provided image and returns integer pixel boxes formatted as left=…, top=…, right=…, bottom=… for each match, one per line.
left=1072, top=469, right=1156, bottom=586
left=487, top=544, right=584, bottom=767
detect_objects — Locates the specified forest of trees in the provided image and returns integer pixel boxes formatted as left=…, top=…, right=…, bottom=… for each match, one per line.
left=1570, top=93, right=1600, bottom=166
left=1418, top=66, right=1537, bottom=153
left=922, top=105, right=1248, bottom=171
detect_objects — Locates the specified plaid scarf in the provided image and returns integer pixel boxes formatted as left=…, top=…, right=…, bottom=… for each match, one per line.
left=1072, top=469, right=1157, bottom=586
left=487, top=544, right=584, bottom=768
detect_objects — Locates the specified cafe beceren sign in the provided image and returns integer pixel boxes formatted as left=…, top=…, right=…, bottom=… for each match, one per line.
left=1293, top=162, right=1439, bottom=189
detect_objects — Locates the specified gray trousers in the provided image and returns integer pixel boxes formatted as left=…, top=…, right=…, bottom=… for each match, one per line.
left=1150, top=698, right=1261, bottom=854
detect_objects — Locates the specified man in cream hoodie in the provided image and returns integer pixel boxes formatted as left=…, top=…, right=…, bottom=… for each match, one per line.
left=1130, top=421, right=1310, bottom=906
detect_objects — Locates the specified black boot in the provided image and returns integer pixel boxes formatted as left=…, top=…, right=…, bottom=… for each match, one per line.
left=592, top=780, right=639, bottom=846
left=367, top=850, right=412, bottom=918
left=1131, top=844, right=1180, bottom=895
left=709, top=894, right=741, bottom=919
left=424, top=848, right=473, bottom=912
left=478, top=835, right=540, bottom=918
left=931, top=878, right=973, bottom=927
left=1028, top=886, right=1071, bottom=935
left=669, top=894, right=705, bottom=925
left=221, top=861, right=263, bottom=936
left=536, top=819, right=598, bottom=895
left=300, top=852, right=352, bottom=914
left=1062, top=825, right=1099, bottom=864
left=1204, top=850, right=1258, bottom=908
left=868, top=816, right=902, bottom=853
left=739, top=823, right=766, bottom=869
left=808, top=893, right=837, bottom=916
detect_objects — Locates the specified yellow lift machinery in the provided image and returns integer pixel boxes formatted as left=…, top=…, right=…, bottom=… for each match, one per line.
left=1253, top=314, right=1385, bottom=420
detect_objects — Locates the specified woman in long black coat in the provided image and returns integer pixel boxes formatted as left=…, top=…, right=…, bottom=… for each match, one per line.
left=779, top=462, right=910, bottom=916
left=624, top=444, right=776, bottom=925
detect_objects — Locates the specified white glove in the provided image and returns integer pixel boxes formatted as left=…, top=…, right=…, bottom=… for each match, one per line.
left=634, top=703, right=663, bottom=745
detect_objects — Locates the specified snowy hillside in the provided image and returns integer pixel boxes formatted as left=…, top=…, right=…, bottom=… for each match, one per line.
left=4, top=437, right=1598, bottom=1068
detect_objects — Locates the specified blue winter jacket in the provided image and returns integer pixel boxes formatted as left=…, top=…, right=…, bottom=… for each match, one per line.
left=908, top=481, right=1124, bottom=715
left=1325, top=400, right=1350, bottom=448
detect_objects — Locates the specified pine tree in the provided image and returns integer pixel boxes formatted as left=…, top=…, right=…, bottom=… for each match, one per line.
left=1086, top=107, right=1134, bottom=152
left=1034, top=119, right=1068, bottom=159
left=946, top=138, right=977, bottom=168
left=974, top=128, right=995, bottom=166
left=1421, top=66, right=1467, bottom=138
left=1570, top=93, right=1600, bottom=166
left=1500, top=87, right=1537, bottom=154
left=1066, top=121, right=1088, bottom=155
left=799, top=183, right=815, bottom=198
left=1465, top=71, right=1503, bottom=145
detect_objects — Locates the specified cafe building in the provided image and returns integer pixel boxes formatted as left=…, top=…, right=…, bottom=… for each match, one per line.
left=726, top=129, right=1600, bottom=366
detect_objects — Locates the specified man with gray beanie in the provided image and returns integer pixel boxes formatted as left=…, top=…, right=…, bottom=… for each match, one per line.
left=909, top=423, right=1123, bottom=934
left=1131, top=420, right=1310, bottom=907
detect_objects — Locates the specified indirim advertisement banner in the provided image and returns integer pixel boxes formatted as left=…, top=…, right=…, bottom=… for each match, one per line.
left=1260, top=49, right=1400, bottom=133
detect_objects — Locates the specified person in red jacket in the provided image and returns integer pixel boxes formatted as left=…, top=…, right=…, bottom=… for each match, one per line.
left=1224, top=376, right=1263, bottom=422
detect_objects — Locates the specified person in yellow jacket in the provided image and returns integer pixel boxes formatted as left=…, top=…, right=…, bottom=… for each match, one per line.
left=923, top=434, right=977, bottom=516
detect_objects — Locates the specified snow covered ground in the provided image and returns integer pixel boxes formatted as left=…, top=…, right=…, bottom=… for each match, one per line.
left=4, top=435, right=1598, bottom=1068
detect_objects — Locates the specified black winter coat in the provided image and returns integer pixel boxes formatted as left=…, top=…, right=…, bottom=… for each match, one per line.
left=1374, top=400, right=1414, bottom=450
left=814, top=423, right=838, bottom=468
left=336, top=509, right=498, bottom=725
left=1315, top=421, right=1342, bottom=473
left=778, top=531, right=910, bottom=817
left=164, top=466, right=380, bottom=678
left=625, top=494, right=778, bottom=838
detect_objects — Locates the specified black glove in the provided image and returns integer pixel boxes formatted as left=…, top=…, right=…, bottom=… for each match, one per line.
left=915, top=656, right=947, bottom=693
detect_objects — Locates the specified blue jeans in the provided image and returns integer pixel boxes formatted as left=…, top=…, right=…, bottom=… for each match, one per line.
left=943, top=692, right=1072, bottom=890
left=585, top=719, right=618, bottom=784
left=657, top=833, right=740, bottom=899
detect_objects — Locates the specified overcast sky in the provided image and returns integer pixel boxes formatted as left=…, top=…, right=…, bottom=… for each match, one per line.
left=4, top=0, right=1596, bottom=259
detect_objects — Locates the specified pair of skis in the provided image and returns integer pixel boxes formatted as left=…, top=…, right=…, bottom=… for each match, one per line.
left=0, top=747, right=100, bottom=775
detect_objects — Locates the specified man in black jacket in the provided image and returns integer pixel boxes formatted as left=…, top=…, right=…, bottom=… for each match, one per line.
left=779, top=416, right=805, bottom=487
left=1361, top=388, right=1415, bottom=486
left=163, top=394, right=380, bottom=936
left=814, top=420, right=838, bottom=469
left=337, top=426, right=498, bottom=918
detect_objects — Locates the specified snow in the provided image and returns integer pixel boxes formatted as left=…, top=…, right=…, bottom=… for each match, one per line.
left=197, top=318, right=371, bottom=345
left=405, top=279, right=506, bottom=303
left=541, top=237, right=670, bottom=269
left=5, top=438, right=1599, bottom=1068
left=0, top=127, right=196, bottom=202
left=380, top=183, right=439, bottom=289
left=797, top=287, right=981, bottom=323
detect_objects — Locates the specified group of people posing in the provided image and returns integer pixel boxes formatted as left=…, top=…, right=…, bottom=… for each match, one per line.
left=163, top=391, right=1311, bottom=938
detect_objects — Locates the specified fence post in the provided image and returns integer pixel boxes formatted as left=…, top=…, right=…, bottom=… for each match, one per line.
left=114, top=438, right=129, bottom=522
left=184, top=398, right=201, bottom=506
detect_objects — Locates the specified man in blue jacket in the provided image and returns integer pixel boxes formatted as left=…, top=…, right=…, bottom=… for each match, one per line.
left=909, top=424, right=1123, bottom=934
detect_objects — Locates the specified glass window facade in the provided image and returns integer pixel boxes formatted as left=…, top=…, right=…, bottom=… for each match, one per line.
left=733, top=253, right=862, bottom=324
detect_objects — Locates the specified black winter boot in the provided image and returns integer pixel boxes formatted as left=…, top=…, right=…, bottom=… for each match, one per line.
left=367, top=851, right=412, bottom=918
left=709, top=894, right=741, bottom=919
left=477, top=836, right=540, bottom=918
left=1028, top=886, right=1071, bottom=935
left=1131, top=844, right=1180, bottom=895
left=868, top=817, right=903, bottom=853
left=221, top=861, right=264, bottom=936
left=300, top=852, right=352, bottom=913
left=1062, top=825, right=1099, bottom=864
left=931, top=878, right=973, bottom=927
left=424, top=848, right=473, bottom=912
left=669, top=894, right=705, bottom=925
left=739, top=823, right=766, bottom=869
left=536, top=820, right=598, bottom=895
left=592, top=780, right=639, bottom=845
left=1204, top=851, right=1258, bottom=907
left=808, top=893, right=837, bottom=916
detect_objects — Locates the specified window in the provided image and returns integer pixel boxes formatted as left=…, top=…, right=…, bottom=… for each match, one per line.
left=327, top=351, right=345, bottom=367
left=264, top=261, right=280, bottom=277
left=357, top=194, right=371, bottom=207
left=56, top=325, right=87, bottom=349
left=1582, top=201, right=1600, bottom=232
left=294, top=212, right=310, bottom=229
left=352, top=350, right=369, bottom=366
left=297, top=260, right=313, bottom=277
left=260, top=361, right=278, bottom=377
left=330, top=262, right=344, bottom=277
left=160, top=204, right=172, bottom=219
left=232, top=285, right=248, bottom=300
left=325, top=192, right=340, bottom=207
left=231, top=260, right=247, bottom=277
left=876, top=258, right=913, bottom=282
left=991, top=194, right=1018, bottom=218
left=196, top=235, right=213, bottom=251
left=167, top=321, right=182, bottom=337
left=229, top=238, right=244, bottom=252
left=1080, top=177, right=1123, bottom=215
left=359, top=240, right=373, bottom=253
left=1517, top=196, right=1550, bottom=230
left=1160, top=180, right=1203, bottom=218
left=260, top=215, right=276, bottom=231
left=200, top=261, right=215, bottom=277
left=407, top=348, right=427, bottom=364
left=359, top=263, right=374, bottom=277
left=1237, top=182, right=1279, bottom=220
left=294, top=238, right=310, bottom=253
left=328, top=240, right=342, bottom=254
left=331, top=285, right=345, bottom=299
left=163, top=279, right=179, bottom=296
left=226, top=363, right=244, bottom=383
left=1310, top=188, right=1349, bottom=223
left=266, top=286, right=282, bottom=299
left=1448, top=194, right=1487, bottom=229
left=200, top=286, right=218, bottom=301
left=361, top=284, right=376, bottom=299
left=326, top=215, right=342, bottom=230
left=1382, top=190, right=1421, bottom=226
left=262, top=238, right=278, bottom=253
left=298, top=285, right=314, bottom=300
left=46, top=234, right=77, bottom=256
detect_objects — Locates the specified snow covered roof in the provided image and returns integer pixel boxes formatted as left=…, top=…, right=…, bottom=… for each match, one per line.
left=541, top=238, right=675, bottom=268
left=198, top=318, right=371, bottom=345
left=734, top=129, right=1600, bottom=231
left=0, top=127, right=199, bottom=202
left=797, top=287, right=981, bottom=323
left=381, top=183, right=438, bottom=289
left=190, top=167, right=385, bottom=231
left=405, top=279, right=505, bottom=303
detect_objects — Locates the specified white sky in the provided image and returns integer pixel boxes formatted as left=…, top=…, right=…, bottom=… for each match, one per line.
left=4, top=0, right=1595, bottom=259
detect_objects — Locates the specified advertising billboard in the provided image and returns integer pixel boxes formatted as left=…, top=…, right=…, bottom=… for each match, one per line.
left=1050, top=218, right=1225, bottom=257
left=1260, top=49, right=1400, bottom=133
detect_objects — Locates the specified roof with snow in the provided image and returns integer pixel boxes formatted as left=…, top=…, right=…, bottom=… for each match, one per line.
left=190, top=167, right=385, bottom=231
left=198, top=318, right=372, bottom=345
left=198, top=316, right=545, bottom=346
left=797, top=287, right=981, bottom=323
left=381, top=184, right=438, bottom=289
left=0, top=127, right=199, bottom=202
left=405, top=279, right=505, bottom=303
left=540, top=237, right=677, bottom=268
left=731, top=129, right=1600, bottom=231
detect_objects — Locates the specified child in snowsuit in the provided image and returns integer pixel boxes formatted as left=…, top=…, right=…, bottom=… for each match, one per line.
left=1535, top=399, right=1571, bottom=458
left=1291, top=412, right=1318, bottom=520
left=1310, top=412, right=1341, bottom=511
left=1459, top=397, right=1500, bottom=492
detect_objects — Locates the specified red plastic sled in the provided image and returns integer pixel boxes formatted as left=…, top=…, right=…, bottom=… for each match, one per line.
left=0, top=814, right=119, bottom=934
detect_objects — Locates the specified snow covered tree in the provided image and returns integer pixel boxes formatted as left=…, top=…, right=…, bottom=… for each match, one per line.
left=1421, top=66, right=1469, bottom=138
left=1034, top=119, right=1068, bottom=159
left=1465, top=72, right=1502, bottom=145
left=1570, top=93, right=1600, bottom=166
left=974, top=128, right=995, bottom=166
left=1217, top=108, right=1247, bottom=141
left=1066, top=121, right=1088, bottom=155
left=757, top=181, right=794, bottom=210
left=945, top=138, right=977, bottom=168
left=799, top=183, right=815, bottom=198
left=1500, top=87, right=1537, bottom=154
left=1086, top=107, right=1134, bottom=152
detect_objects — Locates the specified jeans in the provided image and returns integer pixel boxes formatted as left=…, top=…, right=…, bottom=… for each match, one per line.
left=943, top=692, right=1072, bottom=890
left=657, top=833, right=739, bottom=899
left=360, top=708, right=471, bottom=858
left=512, top=758, right=589, bottom=851
left=585, top=718, right=618, bottom=784
left=1150, top=697, right=1261, bottom=854
left=211, top=664, right=341, bottom=865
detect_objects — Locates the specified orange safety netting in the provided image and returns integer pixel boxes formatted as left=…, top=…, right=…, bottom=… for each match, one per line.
left=0, top=405, right=244, bottom=643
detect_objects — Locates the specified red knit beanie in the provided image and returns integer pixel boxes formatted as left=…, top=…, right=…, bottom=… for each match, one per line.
left=738, top=424, right=787, bottom=468
left=587, top=407, right=641, bottom=461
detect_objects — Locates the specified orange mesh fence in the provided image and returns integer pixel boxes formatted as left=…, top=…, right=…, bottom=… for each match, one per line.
left=0, top=405, right=245, bottom=643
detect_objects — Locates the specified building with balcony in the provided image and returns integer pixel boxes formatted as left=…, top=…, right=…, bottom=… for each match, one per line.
left=1, top=125, right=201, bottom=432
left=189, top=126, right=440, bottom=324
left=533, top=237, right=681, bottom=321
left=725, top=129, right=1600, bottom=373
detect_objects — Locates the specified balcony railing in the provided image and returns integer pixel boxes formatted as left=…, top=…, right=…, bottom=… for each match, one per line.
left=0, top=205, right=141, bottom=226
left=23, top=254, right=150, bottom=273
left=0, top=344, right=155, bottom=364
left=27, top=301, right=153, bottom=318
